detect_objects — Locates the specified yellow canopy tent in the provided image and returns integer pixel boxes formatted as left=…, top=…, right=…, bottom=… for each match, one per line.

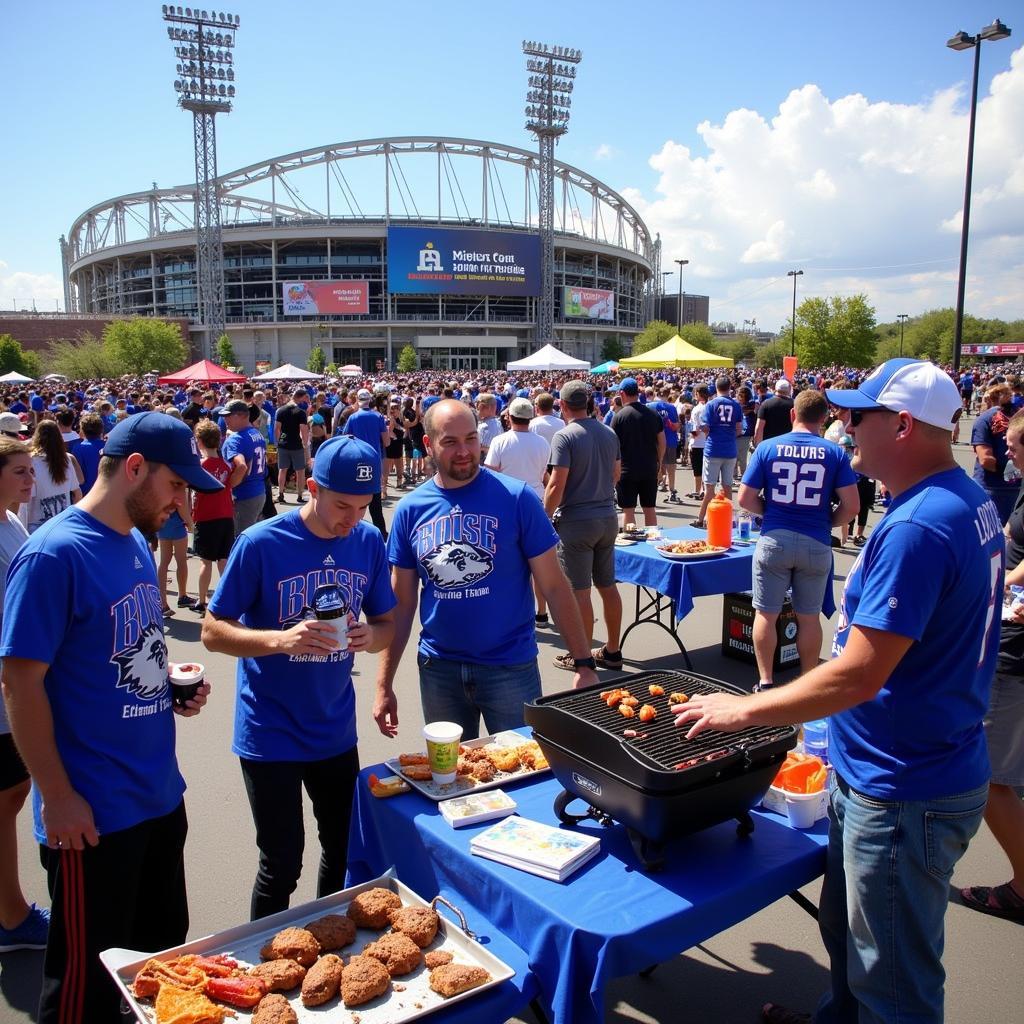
left=619, top=334, right=733, bottom=369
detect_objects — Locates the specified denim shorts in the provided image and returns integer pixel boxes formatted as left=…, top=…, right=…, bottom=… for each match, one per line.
left=753, top=528, right=831, bottom=615
left=702, top=456, right=736, bottom=487
left=984, top=670, right=1024, bottom=786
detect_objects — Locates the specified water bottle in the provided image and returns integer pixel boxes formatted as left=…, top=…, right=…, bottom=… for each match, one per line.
left=1004, top=460, right=1021, bottom=484
left=802, top=719, right=829, bottom=765
left=739, top=515, right=751, bottom=541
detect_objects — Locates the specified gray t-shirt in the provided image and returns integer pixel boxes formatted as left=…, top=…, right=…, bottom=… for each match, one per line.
left=0, top=510, right=29, bottom=734
left=548, top=418, right=620, bottom=522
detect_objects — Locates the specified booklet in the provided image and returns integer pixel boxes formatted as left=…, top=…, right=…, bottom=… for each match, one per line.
left=440, top=789, right=517, bottom=829
left=469, top=815, right=601, bottom=881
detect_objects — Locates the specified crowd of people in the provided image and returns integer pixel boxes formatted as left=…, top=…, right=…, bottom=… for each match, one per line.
left=0, top=355, right=1020, bottom=1024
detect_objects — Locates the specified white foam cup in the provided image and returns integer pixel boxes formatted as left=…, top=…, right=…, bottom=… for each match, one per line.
left=422, top=721, right=463, bottom=785
left=784, top=789, right=820, bottom=829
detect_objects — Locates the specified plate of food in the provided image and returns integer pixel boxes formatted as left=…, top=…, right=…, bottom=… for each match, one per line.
left=386, top=731, right=549, bottom=802
left=654, top=540, right=730, bottom=560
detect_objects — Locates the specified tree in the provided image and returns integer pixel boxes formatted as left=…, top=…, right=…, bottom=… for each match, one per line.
left=794, top=294, right=877, bottom=368
left=601, top=336, right=625, bottom=362
left=45, top=333, right=119, bottom=379
left=753, top=341, right=787, bottom=368
left=678, top=323, right=716, bottom=351
left=0, top=334, right=42, bottom=379
left=631, top=319, right=676, bottom=356
left=307, top=346, right=326, bottom=374
left=215, top=333, right=237, bottom=368
left=103, top=318, right=188, bottom=375
left=325, top=362, right=338, bottom=376
left=396, top=345, right=418, bottom=373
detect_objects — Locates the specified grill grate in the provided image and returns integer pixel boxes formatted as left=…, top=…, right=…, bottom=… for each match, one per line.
left=541, top=669, right=792, bottom=773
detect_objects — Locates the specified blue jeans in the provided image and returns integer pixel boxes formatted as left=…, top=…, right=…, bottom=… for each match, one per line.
left=417, top=653, right=541, bottom=740
left=814, top=773, right=988, bottom=1024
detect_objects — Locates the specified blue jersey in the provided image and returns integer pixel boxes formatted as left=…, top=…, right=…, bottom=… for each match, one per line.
left=343, top=409, right=387, bottom=453
left=651, top=400, right=679, bottom=447
left=830, top=468, right=1003, bottom=800
left=742, top=431, right=857, bottom=545
left=0, top=507, right=183, bottom=841
left=388, top=470, right=558, bottom=665
left=222, top=426, right=268, bottom=501
left=702, top=396, right=743, bottom=458
left=208, top=510, right=396, bottom=761
left=971, top=406, right=1015, bottom=494
left=74, top=438, right=104, bottom=495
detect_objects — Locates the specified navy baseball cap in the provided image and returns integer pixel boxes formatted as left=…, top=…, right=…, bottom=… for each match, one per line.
left=103, top=411, right=224, bottom=492
left=619, top=377, right=639, bottom=395
left=312, top=435, right=380, bottom=494
left=825, top=358, right=962, bottom=431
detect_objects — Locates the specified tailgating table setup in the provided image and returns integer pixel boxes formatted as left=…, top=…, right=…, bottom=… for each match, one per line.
left=348, top=720, right=829, bottom=1024
left=613, top=526, right=837, bottom=667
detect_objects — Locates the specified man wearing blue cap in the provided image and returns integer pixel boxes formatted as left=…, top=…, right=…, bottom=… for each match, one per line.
left=674, top=359, right=1000, bottom=1024
left=0, top=411, right=220, bottom=1024
left=202, top=435, right=396, bottom=919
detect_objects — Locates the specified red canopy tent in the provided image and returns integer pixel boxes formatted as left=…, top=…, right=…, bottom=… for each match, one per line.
left=158, top=359, right=247, bottom=385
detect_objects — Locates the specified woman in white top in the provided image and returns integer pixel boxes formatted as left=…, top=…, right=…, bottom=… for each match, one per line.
left=0, top=437, right=49, bottom=947
left=21, top=421, right=83, bottom=534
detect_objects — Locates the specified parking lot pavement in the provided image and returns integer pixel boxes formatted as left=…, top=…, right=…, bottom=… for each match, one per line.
left=3, top=444, right=1021, bottom=1023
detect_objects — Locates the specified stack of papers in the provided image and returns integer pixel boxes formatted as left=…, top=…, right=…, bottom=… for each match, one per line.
left=440, top=790, right=517, bottom=829
left=469, top=815, right=601, bottom=881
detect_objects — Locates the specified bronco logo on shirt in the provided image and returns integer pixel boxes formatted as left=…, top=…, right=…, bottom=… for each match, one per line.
left=421, top=541, right=494, bottom=589
left=110, top=582, right=168, bottom=700
left=412, top=505, right=498, bottom=591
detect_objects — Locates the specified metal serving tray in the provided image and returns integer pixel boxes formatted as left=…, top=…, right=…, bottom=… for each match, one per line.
left=100, top=869, right=514, bottom=1024
left=386, top=730, right=550, bottom=803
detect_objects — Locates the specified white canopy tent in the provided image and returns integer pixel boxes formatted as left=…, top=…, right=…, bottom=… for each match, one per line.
left=251, top=363, right=325, bottom=381
left=0, top=371, right=36, bottom=383
left=506, top=343, right=590, bottom=372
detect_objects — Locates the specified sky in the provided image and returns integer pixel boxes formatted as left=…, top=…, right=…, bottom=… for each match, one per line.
left=2, top=0, right=1021, bottom=333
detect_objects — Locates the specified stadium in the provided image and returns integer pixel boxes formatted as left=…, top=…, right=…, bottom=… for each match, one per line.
left=62, top=137, right=656, bottom=374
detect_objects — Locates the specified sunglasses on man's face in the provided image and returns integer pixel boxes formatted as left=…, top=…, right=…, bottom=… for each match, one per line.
left=848, top=407, right=894, bottom=427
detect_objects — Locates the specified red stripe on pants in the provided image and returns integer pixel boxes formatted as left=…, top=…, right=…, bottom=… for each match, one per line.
left=58, top=850, right=85, bottom=1024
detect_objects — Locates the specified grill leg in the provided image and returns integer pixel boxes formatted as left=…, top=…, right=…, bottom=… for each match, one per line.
left=619, top=586, right=693, bottom=668
left=627, top=828, right=666, bottom=872
left=787, top=890, right=820, bottom=921
left=736, top=810, right=755, bottom=838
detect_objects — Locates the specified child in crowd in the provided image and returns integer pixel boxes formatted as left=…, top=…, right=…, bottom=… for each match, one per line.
left=191, top=420, right=235, bottom=615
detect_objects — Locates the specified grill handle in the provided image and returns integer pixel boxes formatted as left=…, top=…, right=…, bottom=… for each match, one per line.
left=736, top=733, right=792, bottom=764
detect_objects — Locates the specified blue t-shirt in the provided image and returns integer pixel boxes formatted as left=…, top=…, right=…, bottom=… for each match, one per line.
left=651, top=400, right=679, bottom=447
left=971, top=406, right=1016, bottom=494
left=208, top=510, right=396, bottom=762
left=388, top=470, right=558, bottom=665
left=223, top=426, right=268, bottom=501
left=74, top=438, right=104, bottom=495
left=0, top=507, right=184, bottom=841
left=702, top=395, right=743, bottom=458
left=829, top=468, right=1003, bottom=800
left=343, top=409, right=387, bottom=453
left=9, top=401, right=26, bottom=414
left=742, top=431, right=857, bottom=545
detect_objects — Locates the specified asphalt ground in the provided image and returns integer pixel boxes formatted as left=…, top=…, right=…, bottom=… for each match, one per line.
left=2, top=429, right=1022, bottom=1022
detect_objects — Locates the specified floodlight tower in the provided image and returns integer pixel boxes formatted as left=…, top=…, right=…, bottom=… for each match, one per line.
left=161, top=5, right=240, bottom=347
left=523, top=41, right=582, bottom=348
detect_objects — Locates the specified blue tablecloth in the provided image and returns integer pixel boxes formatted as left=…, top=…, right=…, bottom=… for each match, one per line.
left=348, top=744, right=829, bottom=1024
left=615, top=525, right=837, bottom=619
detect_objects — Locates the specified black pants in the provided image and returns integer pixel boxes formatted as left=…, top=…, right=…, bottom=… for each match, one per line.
left=261, top=474, right=275, bottom=520
left=852, top=476, right=876, bottom=530
left=240, top=746, right=359, bottom=921
left=368, top=492, right=387, bottom=541
left=37, top=802, right=188, bottom=1024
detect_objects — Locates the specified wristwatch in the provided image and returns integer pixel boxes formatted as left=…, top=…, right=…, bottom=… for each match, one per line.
left=573, top=657, right=597, bottom=671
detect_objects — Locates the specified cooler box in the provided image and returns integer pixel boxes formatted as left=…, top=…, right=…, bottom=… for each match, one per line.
left=721, top=591, right=799, bottom=670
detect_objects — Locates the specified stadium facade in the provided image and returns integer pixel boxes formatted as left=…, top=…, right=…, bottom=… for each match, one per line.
left=63, top=137, right=657, bottom=374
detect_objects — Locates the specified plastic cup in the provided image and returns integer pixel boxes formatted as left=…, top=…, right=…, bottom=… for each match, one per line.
left=319, top=617, right=349, bottom=651
left=784, top=790, right=820, bottom=829
left=168, top=662, right=204, bottom=708
left=423, top=721, right=463, bottom=785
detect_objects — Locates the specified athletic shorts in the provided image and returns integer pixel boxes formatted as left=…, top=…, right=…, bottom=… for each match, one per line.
left=752, top=529, right=832, bottom=615
left=277, top=447, right=307, bottom=472
left=616, top=477, right=658, bottom=511
left=157, top=515, right=187, bottom=542
left=555, top=516, right=618, bottom=590
left=194, top=518, right=235, bottom=562
left=702, top=456, right=737, bottom=488
left=662, top=445, right=677, bottom=466
left=0, top=732, right=29, bottom=791
left=690, top=448, right=704, bottom=478
left=984, top=671, right=1024, bottom=787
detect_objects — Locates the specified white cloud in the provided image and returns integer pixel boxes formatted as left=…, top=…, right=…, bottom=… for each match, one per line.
left=0, top=260, right=64, bottom=311
left=594, top=143, right=615, bottom=161
left=623, top=45, right=1024, bottom=330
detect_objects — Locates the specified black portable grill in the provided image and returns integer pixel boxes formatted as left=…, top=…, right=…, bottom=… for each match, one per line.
left=523, top=669, right=797, bottom=870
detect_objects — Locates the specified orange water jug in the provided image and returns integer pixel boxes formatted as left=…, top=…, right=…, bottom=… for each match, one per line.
left=706, top=486, right=733, bottom=549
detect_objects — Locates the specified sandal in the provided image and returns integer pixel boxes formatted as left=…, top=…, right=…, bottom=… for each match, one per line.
left=162, top=605, right=174, bottom=618
left=762, top=1004, right=811, bottom=1024
left=593, top=644, right=623, bottom=669
left=959, top=882, right=1024, bottom=922
left=552, top=652, right=577, bottom=672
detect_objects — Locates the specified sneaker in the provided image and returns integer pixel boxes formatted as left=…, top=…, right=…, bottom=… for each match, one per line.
left=552, top=652, right=577, bottom=672
left=853, top=535, right=866, bottom=547
left=276, top=492, right=287, bottom=504
left=592, top=645, right=623, bottom=669
left=176, top=596, right=196, bottom=608
left=0, top=904, right=50, bottom=952
left=295, top=495, right=307, bottom=504
left=162, top=605, right=174, bottom=618
left=668, top=492, right=683, bottom=504
left=535, top=612, right=550, bottom=625
left=193, top=602, right=207, bottom=616
left=658, top=482, right=668, bottom=492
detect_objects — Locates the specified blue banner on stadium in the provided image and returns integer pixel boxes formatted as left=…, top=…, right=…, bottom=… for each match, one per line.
left=387, top=226, right=540, bottom=296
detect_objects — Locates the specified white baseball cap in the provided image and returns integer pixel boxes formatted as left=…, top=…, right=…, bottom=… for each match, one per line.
left=826, top=359, right=962, bottom=431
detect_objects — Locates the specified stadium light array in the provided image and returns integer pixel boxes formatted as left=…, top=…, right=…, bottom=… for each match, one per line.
left=163, top=5, right=239, bottom=112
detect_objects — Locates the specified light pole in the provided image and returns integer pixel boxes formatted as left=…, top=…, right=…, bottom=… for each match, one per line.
left=660, top=270, right=672, bottom=321
left=897, top=313, right=909, bottom=356
left=947, top=18, right=1012, bottom=372
left=674, top=259, right=689, bottom=334
left=787, top=270, right=803, bottom=357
